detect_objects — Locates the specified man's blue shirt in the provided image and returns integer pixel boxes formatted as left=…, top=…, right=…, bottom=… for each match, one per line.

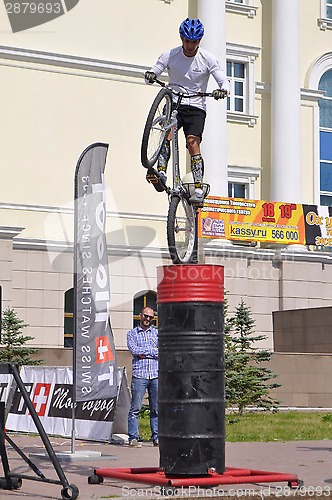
left=127, top=325, right=158, bottom=379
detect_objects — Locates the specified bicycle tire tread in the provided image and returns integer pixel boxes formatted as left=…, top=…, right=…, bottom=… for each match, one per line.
left=167, top=196, right=198, bottom=264
left=141, top=88, right=172, bottom=169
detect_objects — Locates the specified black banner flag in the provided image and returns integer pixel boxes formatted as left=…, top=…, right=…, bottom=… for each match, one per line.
left=74, top=143, right=117, bottom=402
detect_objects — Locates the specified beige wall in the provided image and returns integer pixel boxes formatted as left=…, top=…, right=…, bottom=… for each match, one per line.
left=273, top=306, right=332, bottom=353
left=28, top=347, right=131, bottom=378
left=0, top=0, right=189, bottom=64
left=268, top=353, right=332, bottom=408
left=28, top=350, right=332, bottom=410
left=0, top=0, right=330, bottom=253
left=2, top=232, right=332, bottom=353
left=1, top=0, right=332, bottom=411
left=206, top=247, right=332, bottom=351
left=6, top=243, right=168, bottom=350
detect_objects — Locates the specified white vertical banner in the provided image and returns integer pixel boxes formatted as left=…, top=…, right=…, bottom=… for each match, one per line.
left=74, top=143, right=118, bottom=402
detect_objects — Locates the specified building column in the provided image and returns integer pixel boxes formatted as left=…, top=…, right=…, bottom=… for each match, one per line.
left=271, top=0, right=302, bottom=203
left=198, top=0, right=228, bottom=197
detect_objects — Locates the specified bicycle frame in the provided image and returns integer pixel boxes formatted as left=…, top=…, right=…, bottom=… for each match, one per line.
left=160, top=83, right=207, bottom=202
left=162, top=109, right=188, bottom=199
left=141, top=81, right=222, bottom=264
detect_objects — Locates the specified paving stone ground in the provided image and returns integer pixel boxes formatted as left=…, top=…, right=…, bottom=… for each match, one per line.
left=0, top=434, right=331, bottom=500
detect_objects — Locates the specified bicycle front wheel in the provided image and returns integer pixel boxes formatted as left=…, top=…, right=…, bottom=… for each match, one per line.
left=141, top=88, right=172, bottom=169
left=167, top=195, right=197, bottom=264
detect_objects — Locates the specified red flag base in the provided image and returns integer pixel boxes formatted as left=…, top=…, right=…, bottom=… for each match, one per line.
left=89, top=466, right=301, bottom=489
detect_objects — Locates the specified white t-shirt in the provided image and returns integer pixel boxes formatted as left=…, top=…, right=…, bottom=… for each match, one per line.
left=150, top=46, right=230, bottom=111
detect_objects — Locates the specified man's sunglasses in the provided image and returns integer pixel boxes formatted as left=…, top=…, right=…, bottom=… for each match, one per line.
left=143, top=314, right=154, bottom=320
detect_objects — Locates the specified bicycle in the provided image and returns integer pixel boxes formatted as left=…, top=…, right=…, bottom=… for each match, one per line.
left=141, top=80, right=226, bottom=264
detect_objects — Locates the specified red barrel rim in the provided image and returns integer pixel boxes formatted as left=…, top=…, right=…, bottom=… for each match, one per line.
left=157, top=265, right=224, bottom=303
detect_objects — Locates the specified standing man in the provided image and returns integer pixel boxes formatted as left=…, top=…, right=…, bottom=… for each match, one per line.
left=127, top=306, right=158, bottom=447
left=145, top=17, right=230, bottom=205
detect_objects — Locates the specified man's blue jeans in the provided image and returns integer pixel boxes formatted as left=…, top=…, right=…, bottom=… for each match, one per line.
left=128, top=376, right=158, bottom=442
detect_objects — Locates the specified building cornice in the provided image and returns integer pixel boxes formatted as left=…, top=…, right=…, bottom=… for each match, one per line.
left=301, top=88, right=325, bottom=102
left=0, top=226, right=24, bottom=239
left=0, top=202, right=166, bottom=222
left=0, top=45, right=149, bottom=80
left=318, top=17, right=332, bottom=30
left=204, top=242, right=332, bottom=264
left=225, top=1, right=257, bottom=18
left=255, top=82, right=325, bottom=102
left=12, top=237, right=170, bottom=259
left=227, top=112, right=258, bottom=127
left=306, top=52, right=332, bottom=89
left=11, top=236, right=332, bottom=265
left=226, top=42, right=260, bottom=59
left=228, top=165, right=262, bottom=177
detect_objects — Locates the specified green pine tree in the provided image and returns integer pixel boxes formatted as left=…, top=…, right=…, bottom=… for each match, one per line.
left=225, top=299, right=280, bottom=415
left=0, top=307, right=42, bottom=366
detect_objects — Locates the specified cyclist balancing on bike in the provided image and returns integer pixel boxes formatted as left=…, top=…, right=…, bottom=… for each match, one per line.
left=145, top=17, right=230, bottom=204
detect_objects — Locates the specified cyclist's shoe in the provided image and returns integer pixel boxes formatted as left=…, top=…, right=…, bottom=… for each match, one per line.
left=189, top=189, right=205, bottom=206
left=146, top=168, right=167, bottom=192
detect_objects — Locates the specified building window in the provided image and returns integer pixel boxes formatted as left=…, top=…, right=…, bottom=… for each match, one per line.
left=328, top=1, right=332, bottom=18
left=319, top=69, right=332, bottom=128
left=318, top=0, right=332, bottom=29
left=319, top=69, right=332, bottom=205
left=228, top=165, right=261, bottom=200
left=225, top=0, right=257, bottom=17
left=226, top=43, right=260, bottom=126
left=64, top=288, right=74, bottom=348
left=133, top=291, right=157, bottom=329
left=228, top=182, right=246, bottom=198
left=227, top=61, right=245, bottom=113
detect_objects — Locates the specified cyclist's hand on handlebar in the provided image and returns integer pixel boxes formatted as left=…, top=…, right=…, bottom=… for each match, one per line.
left=145, top=71, right=157, bottom=84
left=212, top=88, right=228, bottom=100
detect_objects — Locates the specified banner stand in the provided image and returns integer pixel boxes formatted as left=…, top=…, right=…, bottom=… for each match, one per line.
left=72, top=142, right=118, bottom=455
left=108, top=367, right=131, bottom=444
left=47, top=368, right=130, bottom=461
left=0, top=363, right=79, bottom=500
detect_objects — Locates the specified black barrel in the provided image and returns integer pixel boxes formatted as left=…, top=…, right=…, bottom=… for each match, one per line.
left=157, top=264, right=225, bottom=477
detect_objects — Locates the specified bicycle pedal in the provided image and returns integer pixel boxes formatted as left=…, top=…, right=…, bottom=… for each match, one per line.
left=146, top=173, right=159, bottom=184
left=146, top=171, right=165, bottom=193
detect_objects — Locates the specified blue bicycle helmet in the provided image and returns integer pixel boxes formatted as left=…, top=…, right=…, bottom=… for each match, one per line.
left=179, top=18, right=204, bottom=41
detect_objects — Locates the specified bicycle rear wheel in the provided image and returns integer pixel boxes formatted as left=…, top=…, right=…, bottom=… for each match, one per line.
left=167, top=195, right=197, bottom=264
left=141, top=88, right=172, bottom=169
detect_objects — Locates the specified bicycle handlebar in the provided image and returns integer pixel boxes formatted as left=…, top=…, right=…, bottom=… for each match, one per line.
left=154, top=78, right=227, bottom=99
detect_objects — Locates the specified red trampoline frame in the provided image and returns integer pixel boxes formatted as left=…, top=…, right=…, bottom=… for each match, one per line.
left=93, top=466, right=300, bottom=488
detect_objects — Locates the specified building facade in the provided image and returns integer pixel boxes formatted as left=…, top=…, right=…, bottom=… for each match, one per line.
left=1, top=1, right=332, bottom=395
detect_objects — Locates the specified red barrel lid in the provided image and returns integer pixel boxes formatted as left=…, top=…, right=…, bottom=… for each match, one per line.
left=157, top=265, right=224, bottom=303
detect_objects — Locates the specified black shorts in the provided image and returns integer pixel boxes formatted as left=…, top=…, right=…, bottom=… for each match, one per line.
left=176, top=105, right=206, bottom=141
